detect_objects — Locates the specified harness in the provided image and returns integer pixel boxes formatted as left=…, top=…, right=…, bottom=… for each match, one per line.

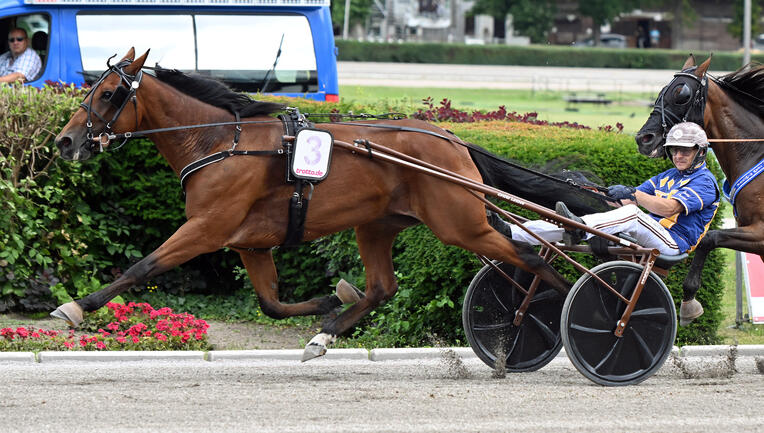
left=651, top=68, right=708, bottom=139
left=722, top=158, right=764, bottom=216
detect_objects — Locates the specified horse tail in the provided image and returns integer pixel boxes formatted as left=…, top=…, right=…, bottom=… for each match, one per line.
left=466, top=143, right=614, bottom=216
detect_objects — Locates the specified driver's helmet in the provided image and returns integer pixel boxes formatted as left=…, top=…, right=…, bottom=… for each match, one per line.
left=663, top=122, right=709, bottom=173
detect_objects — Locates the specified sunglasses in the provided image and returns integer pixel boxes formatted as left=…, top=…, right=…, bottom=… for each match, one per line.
left=8, top=37, right=25, bottom=43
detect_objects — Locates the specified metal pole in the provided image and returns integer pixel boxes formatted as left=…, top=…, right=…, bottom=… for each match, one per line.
left=743, top=0, right=751, bottom=66
left=736, top=251, right=744, bottom=327
left=343, top=0, right=351, bottom=40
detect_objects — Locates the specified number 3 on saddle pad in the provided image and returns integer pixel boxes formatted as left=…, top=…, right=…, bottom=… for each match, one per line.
left=291, top=128, right=334, bottom=182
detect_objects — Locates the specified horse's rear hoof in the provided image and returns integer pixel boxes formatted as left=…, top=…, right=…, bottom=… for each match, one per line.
left=336, top=279, right=363, bottom=304
left=50, top=301, right=84, bottom=328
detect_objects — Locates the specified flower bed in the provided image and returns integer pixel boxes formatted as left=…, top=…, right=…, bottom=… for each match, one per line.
left=0, top=302, right=210, bottom=351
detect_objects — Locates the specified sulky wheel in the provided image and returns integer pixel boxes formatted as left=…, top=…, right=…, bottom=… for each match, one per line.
left=463, top=261, right=564, bottom=372
left=561, top=261, right=676, bottom=386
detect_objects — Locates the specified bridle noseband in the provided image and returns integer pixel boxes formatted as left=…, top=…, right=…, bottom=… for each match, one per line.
left=79, top=56, right=143, bottom=152
left=651, top=67, right=708, bottom=137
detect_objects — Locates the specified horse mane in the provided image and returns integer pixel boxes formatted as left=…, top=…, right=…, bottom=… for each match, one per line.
left=715, top=63, right=764, bottom=117
left=153, top=67, right=285, bottom=117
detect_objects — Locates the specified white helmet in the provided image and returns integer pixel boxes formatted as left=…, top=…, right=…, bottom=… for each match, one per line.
left=663, top=122, right=709, bottom=173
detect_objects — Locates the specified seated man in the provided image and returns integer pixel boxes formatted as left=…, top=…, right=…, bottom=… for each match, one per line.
left=0, top=28, right=42, bottom=84
left=489, top=122, right=719, bottom=326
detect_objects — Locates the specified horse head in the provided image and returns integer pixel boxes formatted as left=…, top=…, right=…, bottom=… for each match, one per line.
left=635, top=55, right=711, bottom=158
left=56, top=47, right=150, bottom=161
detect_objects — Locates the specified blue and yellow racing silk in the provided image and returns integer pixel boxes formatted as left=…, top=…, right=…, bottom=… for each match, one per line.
left=636, top=163, right=719, bottom=253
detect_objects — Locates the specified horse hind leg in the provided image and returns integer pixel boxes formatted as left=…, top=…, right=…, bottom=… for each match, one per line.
left=239, top=249, right=344, bottom=320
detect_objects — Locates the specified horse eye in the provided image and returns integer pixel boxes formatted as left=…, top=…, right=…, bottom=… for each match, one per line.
left=672, top=84, right=692, bottom=105
left=101, top=91, right=113, bottom=101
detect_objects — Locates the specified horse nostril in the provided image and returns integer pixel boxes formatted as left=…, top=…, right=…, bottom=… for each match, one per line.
left=640, top=134, right=654, bottom=144
left=56, top=136, right=72, bottom=150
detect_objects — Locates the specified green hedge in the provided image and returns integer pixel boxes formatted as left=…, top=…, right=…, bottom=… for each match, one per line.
left=336, top=40, right=764, bottom=70
left=0, top=86, right=725, bottom=347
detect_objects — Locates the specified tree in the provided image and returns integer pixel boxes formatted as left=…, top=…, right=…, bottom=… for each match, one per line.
left=331, top=0, right=374, bottom=38
left=727, top=0, right=763, bottom=42
left=578, top=0, right=639, bottom=46
left=470, top=0, right=556, bottom=44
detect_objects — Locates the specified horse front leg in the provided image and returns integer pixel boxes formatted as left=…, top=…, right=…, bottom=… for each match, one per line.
left=239, top=249, right=343, bottom=320
left=682, top=226, right=764, bottom=325
left=51, top=218, right=223, bottom=327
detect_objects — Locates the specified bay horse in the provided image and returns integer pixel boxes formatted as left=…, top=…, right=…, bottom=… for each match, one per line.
left=53, top=48, right=572, bottom=360
left=635, top=55, right=764, bottom=323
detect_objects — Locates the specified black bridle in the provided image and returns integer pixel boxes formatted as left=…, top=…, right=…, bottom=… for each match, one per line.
left=650, top=66, right=708, bottom=137
left=79, top=55, right=144, bottom=152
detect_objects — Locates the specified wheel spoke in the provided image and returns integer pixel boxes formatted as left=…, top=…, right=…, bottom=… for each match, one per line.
left=594, top=338, right=622, bottom=374
left=630, top=328, right=656, bottom=369
left=630, top=307, right=670, bottom=321
left=570, top=322, right=612, bottom=335
left=527, top=313, right=558, bottom=348
left=530, top=289, right=558, bottom=303
left=505, top=324, right=523, bottom=360
left=490, top=286, right=510, bottom=313
left=473, top=321, right=514, bottom=332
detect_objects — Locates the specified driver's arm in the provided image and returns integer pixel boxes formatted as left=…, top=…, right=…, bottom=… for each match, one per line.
left=629, top=190, right=683, bottom=217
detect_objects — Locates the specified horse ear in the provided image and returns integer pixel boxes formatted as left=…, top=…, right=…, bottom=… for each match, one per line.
left=681, top=54, right=696, bottom=70
left=120, top=47, right=136, bottom=63
left=695, top=55, right=712, bottom=78
left=124, top=49, right=150, bottom=75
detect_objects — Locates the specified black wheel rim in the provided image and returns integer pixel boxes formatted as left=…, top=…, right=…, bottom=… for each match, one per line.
left=563, top=262, right=676, bottom=385
left=463, top=262, right=563, bottom=372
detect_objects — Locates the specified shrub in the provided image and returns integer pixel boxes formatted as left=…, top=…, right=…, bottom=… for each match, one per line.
left=336, top=40, right=764, bottom=70
left=1, top=85, right=725, bottom=348
left=0, top=302, right=210, bottom=351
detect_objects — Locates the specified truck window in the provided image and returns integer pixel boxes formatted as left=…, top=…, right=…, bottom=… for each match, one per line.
left=0, top=13, right=49, bottom=81
left=76, top=14, right=196, bottom=77
left=76, top=13, right=318, bottom=93
left=195, top=14, right=317, bottom=93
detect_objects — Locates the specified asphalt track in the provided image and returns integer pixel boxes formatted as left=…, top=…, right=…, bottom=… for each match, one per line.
left=1, top=348, right=762, bottom=433
left=337, top=61, right=729, bottom=93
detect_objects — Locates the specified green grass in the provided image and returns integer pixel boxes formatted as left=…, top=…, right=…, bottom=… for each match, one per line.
left=339, top=85, right=656, bottom=134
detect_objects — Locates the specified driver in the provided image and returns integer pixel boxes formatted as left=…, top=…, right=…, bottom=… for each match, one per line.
left=489, top=122, right=719, bottom=326
left=0, top=28, right=42, bottom=84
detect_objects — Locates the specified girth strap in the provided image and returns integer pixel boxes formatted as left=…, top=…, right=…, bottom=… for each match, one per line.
left=179, top=149, right=281, bottom=191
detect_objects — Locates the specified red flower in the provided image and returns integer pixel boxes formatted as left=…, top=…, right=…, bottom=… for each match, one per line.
left=116, top=336, right=127, bottom=343
left=96, top=341, right=106, bottom=350
left=155, top=333, right=167, bottom=342
left=107, top=322, right=120, bottom=331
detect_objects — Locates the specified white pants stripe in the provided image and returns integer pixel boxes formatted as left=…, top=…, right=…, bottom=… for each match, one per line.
left=510, top=204, right=681, bottom=256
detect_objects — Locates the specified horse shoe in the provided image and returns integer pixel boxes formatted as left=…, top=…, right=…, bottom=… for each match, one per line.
left=335, top=279, right=363, bottom=304
left=301, top=332, right=336, bottom=362
left=50, top=301, right=84, bottom=328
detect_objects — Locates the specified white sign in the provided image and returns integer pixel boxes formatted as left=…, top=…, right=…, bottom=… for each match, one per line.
left=291, top=129, right=333, bottom=182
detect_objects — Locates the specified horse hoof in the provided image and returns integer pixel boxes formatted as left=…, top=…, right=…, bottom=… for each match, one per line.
left=302, top=343, right=327, bottom=362
left=336, top=279, right=362, bottom=304
left=50, top=301, right=84, bottom=328
left=301, top=332, right=336, bottom=362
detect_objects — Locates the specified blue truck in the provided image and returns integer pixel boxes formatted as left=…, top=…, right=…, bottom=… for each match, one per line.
left=0, top=0, right=338, bottom=101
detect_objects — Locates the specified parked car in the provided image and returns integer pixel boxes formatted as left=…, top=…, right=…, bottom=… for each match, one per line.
left=754, top=33, right=764, bottom=51
left=578, top=33, right=627, bottom=49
